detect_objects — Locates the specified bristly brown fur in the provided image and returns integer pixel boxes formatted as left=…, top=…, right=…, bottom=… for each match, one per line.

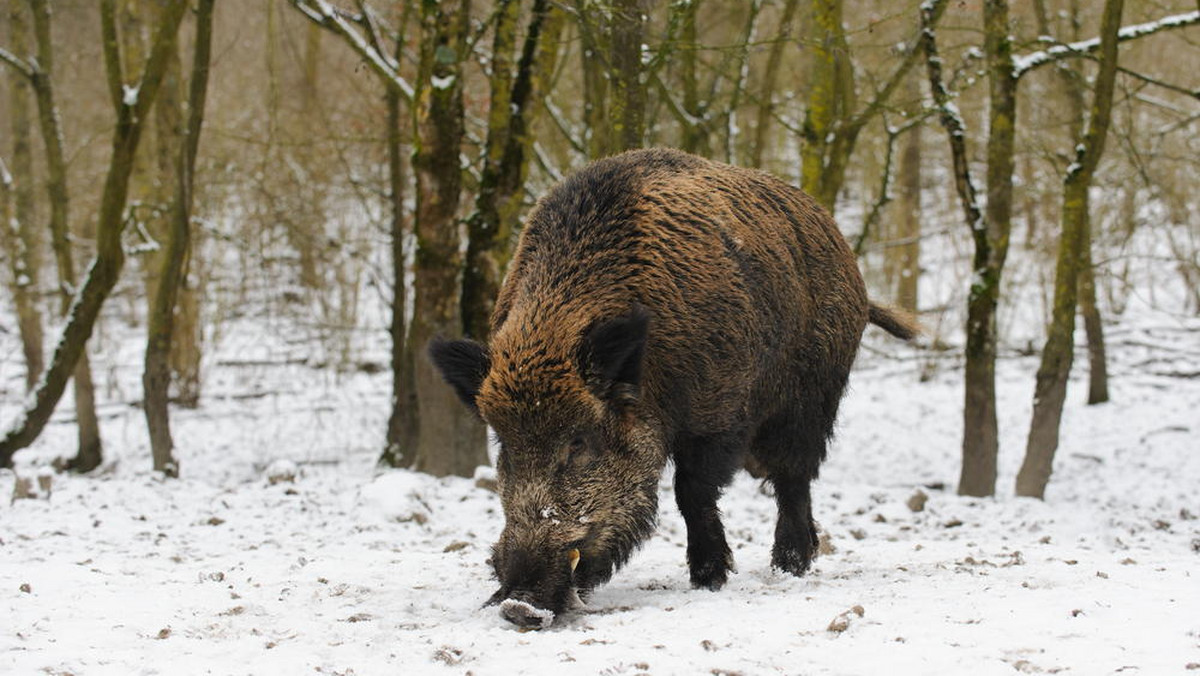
left=429, top=148, right=913, bottom=625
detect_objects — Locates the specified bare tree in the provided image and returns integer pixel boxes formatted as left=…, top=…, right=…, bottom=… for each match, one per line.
left=921, top=0, right=1012, bottom=497
left=408, top=0, right=485, bottom=477
left=1033, top=0, right=1109, bottom=406
left=291, top=0, right=421, bottom=468
left=1017, top=0, right=1125, bottom=500
left=801, top=0, right=945, bottom=214
left=462, top=0, right=565, bottom=343
left=0, top=0, right=188, bottom=468
left=143, top=0, right=215, bottom=478
left=2, top=0, right=107, bottom=471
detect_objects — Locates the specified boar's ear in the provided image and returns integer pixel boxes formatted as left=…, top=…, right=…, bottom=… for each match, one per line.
left=579, top=304, right=650, bottom=407
left=428, top=338, right=491, bottom=413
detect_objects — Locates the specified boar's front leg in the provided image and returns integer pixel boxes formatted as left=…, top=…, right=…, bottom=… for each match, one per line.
left=673, top=433, right=743, bottom=590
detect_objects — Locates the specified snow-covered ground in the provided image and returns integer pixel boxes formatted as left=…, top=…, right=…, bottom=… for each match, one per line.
left=2, top=217, right=1198, bottom=674
left=3, top=311, right=1197, bottom=674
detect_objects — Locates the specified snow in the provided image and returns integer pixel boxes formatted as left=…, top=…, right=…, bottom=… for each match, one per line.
left=122, top=84, right=139, bottom=107
left=2, top=218, right=1199, bottom=673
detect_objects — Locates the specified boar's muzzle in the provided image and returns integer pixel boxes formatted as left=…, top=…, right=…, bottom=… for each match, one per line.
left=485, top=546, right=585, bottom=629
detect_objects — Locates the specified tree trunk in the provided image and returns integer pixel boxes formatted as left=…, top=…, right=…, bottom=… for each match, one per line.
left=3, top=0, right=45, bottom=391
left=575, top=0, right=611, bottom=158
left=801, top=0, right=848, bottom=210
left=1017, top=0, right=1123, bottom=499
left=677, top=0, right=710, bottom=157
left=0, top=0, right=188, bottom=468
left=27, top=0, right=106, bottom=471
left=921, top=0, right=1007, bottom=497
left=609, top=0, right=646, bottom=152
left=1038, top=0, right=1110, bottom=407
left=461, top=0, right=520, bottom=342
left=410, top=0, right=485, bottom=478
left=143, top=0, right=214, bottom=478
left=722, top=0, right=762, bottom=164
left=891, top=74, right=922, bottom=313
left=1078, top=227, right=1109, bottom=404
left=383, top=4, right=416, bottom=468
left=957, top=0, right=1019, bottom=497
left=802, top=0, right=937, bottom=215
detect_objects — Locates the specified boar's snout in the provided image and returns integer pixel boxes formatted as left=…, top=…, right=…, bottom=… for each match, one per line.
left=486, top=544, right=583, bottom=628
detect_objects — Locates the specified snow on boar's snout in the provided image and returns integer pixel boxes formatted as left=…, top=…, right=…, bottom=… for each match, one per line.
left=429, top=149, right=917, bottom=628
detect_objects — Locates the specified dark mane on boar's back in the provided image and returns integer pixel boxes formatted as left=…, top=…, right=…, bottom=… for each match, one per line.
left=429, top=148, right=918, bottom=628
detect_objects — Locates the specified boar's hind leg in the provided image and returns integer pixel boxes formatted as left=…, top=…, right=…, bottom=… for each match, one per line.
left=754, top=410, right=830, bottom=577
left=769, top=471, right=820, bottom=576
left=673, top=433, right=743, bottom=591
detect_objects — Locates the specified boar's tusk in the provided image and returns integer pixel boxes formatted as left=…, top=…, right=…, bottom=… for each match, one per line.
left=569, top=548, right=580, bottom=572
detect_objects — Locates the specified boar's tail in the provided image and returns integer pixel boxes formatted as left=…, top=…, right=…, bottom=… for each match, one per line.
left=868, top=303, right=920, bottom=341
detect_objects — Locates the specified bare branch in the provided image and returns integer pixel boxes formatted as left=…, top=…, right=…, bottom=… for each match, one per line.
left=291, top=0, right=414, bottom=101
left=846, top=0, right=949, bottom=136
left=355, top=0, right=397, bottom=70
left=0, top=46, right=33, bottom=79
left=1116, top=65, right=1199, bottom=100
left=1015, top=11, right=1200, bottom=77
left=920, top=0, right=983, bottom=233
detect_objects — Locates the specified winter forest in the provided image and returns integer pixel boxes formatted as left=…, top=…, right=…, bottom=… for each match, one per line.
left=1, top=0, right=1198, bottom=673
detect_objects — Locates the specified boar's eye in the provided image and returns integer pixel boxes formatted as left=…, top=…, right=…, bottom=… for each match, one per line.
left=561, top=434, right=593, bottom=468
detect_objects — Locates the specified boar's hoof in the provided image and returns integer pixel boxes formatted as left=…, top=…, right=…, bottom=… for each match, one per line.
left=499, top=598, right=556, bottom=630
left=771, top=542, right=817, bottom=578
left=689, top=549, right=736, bottom=591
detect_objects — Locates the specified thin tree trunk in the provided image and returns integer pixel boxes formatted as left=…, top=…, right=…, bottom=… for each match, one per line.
left=749, top=0, right=800, bottom=168
left=147, top=0, right=200, bottom=408
left=801, top=0, right=847, bottom=210
left=0, top=0, right=188, bottom=468
left=143, top=0, right=214, bottom=478
left=26, top=0, right=105, bottom=471
left=575, top=0, right=610, bottom=158
left=1017, top=0, right=1123, bottom=499
left=892, top=74, right=922, bottom=312
left=609, top=0, right=646, bottom=152
left=922, top=0, right=1007, bottom=497
left=677, top=0, right=710, bottom=157
left=3, top=0, right=45, bottom=391
left=954, top=0, right=1020, bottom=498
left=383, top=4, right=415, bottom=468
left=461, top=0, right=520, bottom=342
left=1037, top=0, right=1110, bottom=407
left=722, top=0, right=762, bottom=164
left=410, top=0, right=485, bottom=478
left=1078, top=214, right=1108, bottom=404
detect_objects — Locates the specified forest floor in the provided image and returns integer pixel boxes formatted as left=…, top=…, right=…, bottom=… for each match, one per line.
left=2, top=305, right=1197, bottom=676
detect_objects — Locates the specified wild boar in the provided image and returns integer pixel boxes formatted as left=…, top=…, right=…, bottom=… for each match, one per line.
left=430, top=148, right=916, bottom=628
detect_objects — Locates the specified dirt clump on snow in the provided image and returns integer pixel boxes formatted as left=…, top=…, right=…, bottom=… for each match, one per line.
left=827, top=605, right=865, bottom=634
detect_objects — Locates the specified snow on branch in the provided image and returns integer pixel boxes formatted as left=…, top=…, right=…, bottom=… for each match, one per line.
left=291, top=0, right=414, bottom=102
left=0, top=46, right=34, bottom=79
left=1015, top=11, right=1200, bottom=77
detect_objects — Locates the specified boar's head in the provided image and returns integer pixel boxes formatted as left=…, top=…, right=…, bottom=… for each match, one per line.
left=429, top=305, right=664, bottom=626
